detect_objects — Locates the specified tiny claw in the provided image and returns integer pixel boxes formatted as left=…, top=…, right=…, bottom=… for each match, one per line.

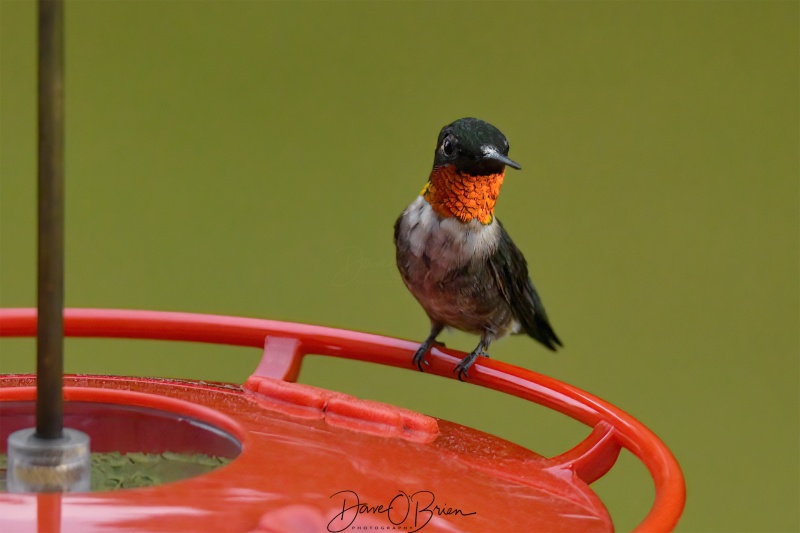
left=412, top=342, right=433, bottom=372
left=453, top=350, right=488, bottom=381
left=453, top=356, right=475, bottom=381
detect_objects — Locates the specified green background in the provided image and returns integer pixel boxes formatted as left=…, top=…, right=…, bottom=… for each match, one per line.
left=1, top=1, right=797, bottom=531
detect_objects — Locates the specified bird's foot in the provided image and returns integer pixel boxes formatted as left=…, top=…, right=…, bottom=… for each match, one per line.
left=454, top=350, right=488, bottom=381
left=412, top=341, right=433, bottom=372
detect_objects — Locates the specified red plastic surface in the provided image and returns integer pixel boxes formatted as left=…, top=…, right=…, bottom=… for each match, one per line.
left=2, top=375, right=613, bottom=532
left=0, top=308, right=685, bottom=531
left=244, top=375, right=440, bottom=443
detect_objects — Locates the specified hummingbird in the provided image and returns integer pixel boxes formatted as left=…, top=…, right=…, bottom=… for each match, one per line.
left=394, top=117, right=561, bottom=380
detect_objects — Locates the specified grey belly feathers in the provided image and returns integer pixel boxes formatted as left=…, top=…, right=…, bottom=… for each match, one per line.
left=394, top=196, right=561, bottom=351
left=394, top=196, right=519, bottom=341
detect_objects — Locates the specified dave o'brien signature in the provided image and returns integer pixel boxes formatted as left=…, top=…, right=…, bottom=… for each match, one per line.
left=327, top=490, right=476, bottom=533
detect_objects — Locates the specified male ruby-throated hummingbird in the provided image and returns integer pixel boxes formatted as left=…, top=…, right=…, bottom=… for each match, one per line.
left=394, top=117, right=561, bottom=380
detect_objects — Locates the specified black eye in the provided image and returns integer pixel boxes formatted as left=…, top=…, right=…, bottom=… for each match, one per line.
left=442, top=136, right=456, bottom=157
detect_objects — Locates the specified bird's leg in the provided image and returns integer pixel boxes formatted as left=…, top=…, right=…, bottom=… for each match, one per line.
left=454, top=337, right=491, bottom=381
left=412, top=322, right=444, bottom=372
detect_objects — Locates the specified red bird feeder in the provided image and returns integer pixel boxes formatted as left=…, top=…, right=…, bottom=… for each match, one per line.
left=0, top=308, right=685, bottom=532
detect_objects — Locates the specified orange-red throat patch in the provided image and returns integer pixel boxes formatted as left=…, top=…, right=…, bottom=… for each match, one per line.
left=422, top=165, right=505, bottom=224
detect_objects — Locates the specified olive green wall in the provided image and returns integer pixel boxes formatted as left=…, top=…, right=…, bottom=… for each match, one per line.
left=1, top=1, right=797, bottom=531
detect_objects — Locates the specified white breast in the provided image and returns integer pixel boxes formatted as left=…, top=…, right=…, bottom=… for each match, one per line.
left=399, top=196, right=500, bottom=268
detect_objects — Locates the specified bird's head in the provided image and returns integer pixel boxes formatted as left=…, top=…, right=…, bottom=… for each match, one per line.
left=433, top=117, right=521, bottom=175
left=423, top=118, right=520, bottom=224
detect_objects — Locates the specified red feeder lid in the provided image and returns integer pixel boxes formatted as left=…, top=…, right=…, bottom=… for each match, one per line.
left=0, top=308, right=685, bottom=532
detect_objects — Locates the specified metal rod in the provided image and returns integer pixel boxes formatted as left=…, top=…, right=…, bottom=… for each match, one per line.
left=36, top=0, right=65, bottom=440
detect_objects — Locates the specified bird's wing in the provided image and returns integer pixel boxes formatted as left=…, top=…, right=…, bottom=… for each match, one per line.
left=488, top=220, right=562, bottom=350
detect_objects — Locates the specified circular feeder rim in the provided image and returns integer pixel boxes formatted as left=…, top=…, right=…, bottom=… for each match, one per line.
left=0, top=307, right=685, bottom=532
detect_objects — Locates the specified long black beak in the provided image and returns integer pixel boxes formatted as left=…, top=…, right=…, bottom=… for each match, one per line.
left=482, top=148, right=522, bottom=170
